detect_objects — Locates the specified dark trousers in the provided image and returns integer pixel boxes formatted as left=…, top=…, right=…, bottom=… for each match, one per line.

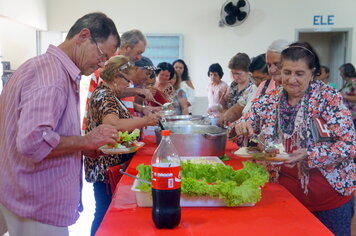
left=313, top=196, right=354, bottom=236
left=90, top=182, right=112, bottom=236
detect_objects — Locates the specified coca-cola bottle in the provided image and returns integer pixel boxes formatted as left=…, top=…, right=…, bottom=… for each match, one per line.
left=151, top=130, right=181, bottom=229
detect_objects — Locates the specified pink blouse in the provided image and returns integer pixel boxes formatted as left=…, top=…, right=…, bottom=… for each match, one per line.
left=207, top=80, right=229, bottom=110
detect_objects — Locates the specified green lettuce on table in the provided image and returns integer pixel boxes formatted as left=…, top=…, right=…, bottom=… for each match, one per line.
left=135, top=161, right=269, bottom=206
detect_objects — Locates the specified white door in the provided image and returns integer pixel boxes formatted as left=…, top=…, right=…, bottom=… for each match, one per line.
left=329, top=32, right=347, bottom=90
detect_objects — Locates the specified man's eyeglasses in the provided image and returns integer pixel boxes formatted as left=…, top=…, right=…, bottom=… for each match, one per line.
left=91, top=37, right=108, bottom=62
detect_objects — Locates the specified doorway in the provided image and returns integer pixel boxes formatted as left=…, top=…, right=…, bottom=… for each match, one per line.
left=296, top=28, right=353, bottom=90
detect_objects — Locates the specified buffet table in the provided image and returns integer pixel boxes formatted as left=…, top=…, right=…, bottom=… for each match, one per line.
left=96, top=135, right=332, bottom=236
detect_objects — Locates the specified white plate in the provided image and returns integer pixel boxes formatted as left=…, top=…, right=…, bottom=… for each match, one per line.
left=99, top=142, right=145, bottom=155
left=233, top=147, right=290, bottom=162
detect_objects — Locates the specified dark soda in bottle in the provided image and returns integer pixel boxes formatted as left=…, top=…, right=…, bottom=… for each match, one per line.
left=151, top=130, right=181, bottom=229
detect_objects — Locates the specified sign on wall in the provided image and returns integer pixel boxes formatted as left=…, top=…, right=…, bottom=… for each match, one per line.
left=313, top=15, right=334, bottom=25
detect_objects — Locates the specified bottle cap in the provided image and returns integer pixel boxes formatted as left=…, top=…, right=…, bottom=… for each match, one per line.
left=161, top=130, right=170, bottom=136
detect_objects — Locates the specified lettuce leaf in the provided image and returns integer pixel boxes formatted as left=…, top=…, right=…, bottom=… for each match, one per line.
left=118, top=128, right=140, bottom=143
left=136, top=161, right=269, bottom=206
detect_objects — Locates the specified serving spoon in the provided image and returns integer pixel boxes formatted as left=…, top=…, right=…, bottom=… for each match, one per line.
left=119, top=169, right=151, bottom=184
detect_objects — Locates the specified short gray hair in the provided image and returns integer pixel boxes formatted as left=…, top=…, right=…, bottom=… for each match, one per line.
left=120, top=29, right=147, bottom=48
left=267, top=39, right=291, bottom=53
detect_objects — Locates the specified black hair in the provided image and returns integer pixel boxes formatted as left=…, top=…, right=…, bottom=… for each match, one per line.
left=281, top=42, right=321, bottom=77
left=228, top=53, right=251, bottom=72
left=339, top=63, right=356, bottom=78
left=66, top=12, right=120, bottom=48
left=172, top=59, right=190, bottom=81
left=157, top=62, right=175, bottom=80
left=320, top=65, right=330, bottom=74
left=208, top=63, right=224, bottom=78
left=249, top=53, right=268, bottom=74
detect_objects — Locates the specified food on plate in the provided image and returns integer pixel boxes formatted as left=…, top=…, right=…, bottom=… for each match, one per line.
left=135, top=161, right=269, bottom=206
left=234, top=144, right=289, bottom=161
left=105, top=128, right=140, bottom=149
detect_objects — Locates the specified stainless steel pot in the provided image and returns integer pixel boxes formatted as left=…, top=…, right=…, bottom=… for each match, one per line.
left=155, top=123, right=227, bottom=156
left=162, top=115, right=205, bottom=123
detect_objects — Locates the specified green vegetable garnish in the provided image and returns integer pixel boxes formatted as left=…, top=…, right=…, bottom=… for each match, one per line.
left=136, top=161, right=269, bottom=206
left=118, top=128, right=140, bottom=142
left=218, top=154, right=230, bottom=161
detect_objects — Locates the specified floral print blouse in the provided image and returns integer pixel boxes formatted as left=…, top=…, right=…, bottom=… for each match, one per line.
left=84, top=84, right=133, bottom=183
left=162, top=85, right=175, bottom=103
left=340, top=78, right=356, bottom=120
left=238, top=80, right=355, bottom=196
left=227, top=80, right=257, bottom=109
left=173, top=88, right=187, bottom=115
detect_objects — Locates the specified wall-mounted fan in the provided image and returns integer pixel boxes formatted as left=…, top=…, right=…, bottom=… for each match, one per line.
left=219, top=0, right=250, bottom=27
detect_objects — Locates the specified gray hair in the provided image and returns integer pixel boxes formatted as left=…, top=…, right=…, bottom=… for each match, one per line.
left=120, top=29, right=147, bottom=48
left=267, top=39, right=291, bottom=53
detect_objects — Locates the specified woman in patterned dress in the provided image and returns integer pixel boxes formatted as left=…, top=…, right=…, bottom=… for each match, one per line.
left=154, top=62, right=176, bottom=103
left=207, top=63, right=229, bottom=115
left=84, top=55, right=160, bottom=236
left=339, top=63, right=356, bottom=128
left=234, top=42, right=355, bottom=235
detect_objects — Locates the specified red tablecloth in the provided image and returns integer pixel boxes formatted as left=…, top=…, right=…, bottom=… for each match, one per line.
left=96, top=135, right=332, bottom=236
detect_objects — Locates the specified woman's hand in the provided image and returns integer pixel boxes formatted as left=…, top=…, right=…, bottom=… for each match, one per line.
left=142, top=105, right=161, bottom=115
left=234, top=121, right=254, bottom=136
left=286, top=148, right=307, bottom=163
left=144, top=112, right=161, bottom=126
left=148, top=86, right=158, bottom=96
left=137, top=88, right=155, bottom=102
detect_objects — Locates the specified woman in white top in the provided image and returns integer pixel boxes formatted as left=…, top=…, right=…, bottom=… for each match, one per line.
left=173, top=59, right=195, bottom=114
left=207, top=63, right=229, bottom=115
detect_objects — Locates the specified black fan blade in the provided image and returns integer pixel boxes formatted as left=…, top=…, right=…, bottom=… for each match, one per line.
left=237, top=0, right=246, bottom=8
left=237, top=11, right=247, bottom=21
left=234, top=9, right=241, bottom=17
left=224, top=2, right=235, bottom=14
left=225, top=14, right=237, bottom=25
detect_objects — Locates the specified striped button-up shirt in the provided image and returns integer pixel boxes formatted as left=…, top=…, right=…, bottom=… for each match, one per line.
left=0, top=45, right=83, bottom=227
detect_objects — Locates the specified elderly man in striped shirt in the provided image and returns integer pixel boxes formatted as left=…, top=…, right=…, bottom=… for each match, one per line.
left=0, top=12, right=120, bottom=236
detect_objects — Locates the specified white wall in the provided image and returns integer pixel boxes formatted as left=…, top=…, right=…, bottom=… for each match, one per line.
left=46, top=0, right=356, bottom=98
left=0, top=0, right=47, bottom=69
left=0, top=17, right=37, bottom=69
left=0, top=0, right=47, bottom=30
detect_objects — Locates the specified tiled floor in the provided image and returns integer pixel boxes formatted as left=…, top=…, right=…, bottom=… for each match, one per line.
left=67, top=77, right=94, bottom=236
left=68, top=176, right=95, bottom=236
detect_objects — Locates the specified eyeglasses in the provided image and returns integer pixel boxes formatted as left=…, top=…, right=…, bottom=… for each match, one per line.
left=119, top=75, right=130, bottom=83
left=91, top=37, right=108, bottom=62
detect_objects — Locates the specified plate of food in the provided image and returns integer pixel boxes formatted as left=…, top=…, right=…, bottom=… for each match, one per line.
left=99, top=129, right=145, bottom=155
left=233, top=144, right=290, bottom=162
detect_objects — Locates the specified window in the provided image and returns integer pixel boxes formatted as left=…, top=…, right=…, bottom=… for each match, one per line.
left=143, top=34, right=183, bottom=66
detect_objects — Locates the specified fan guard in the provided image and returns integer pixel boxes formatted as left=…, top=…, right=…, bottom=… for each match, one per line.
left=219, top=0, right=250, bottom=27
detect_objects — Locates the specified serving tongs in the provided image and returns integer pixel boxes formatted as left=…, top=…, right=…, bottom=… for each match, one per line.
left=119, top=169, right=151, bottom=184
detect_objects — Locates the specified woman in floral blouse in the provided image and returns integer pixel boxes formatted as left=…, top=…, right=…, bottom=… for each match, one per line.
left=85, top=55, right=160, bottom=236
left=154, top=62, right=176, bottom=103
left=339, top=63, right=356, bottom=128
left=234, top=42, right=355, bottom=235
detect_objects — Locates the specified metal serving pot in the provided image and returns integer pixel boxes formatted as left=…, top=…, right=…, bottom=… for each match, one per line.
left=155, top=123, right=227, bottom=157
left=162, top=115, right=205, bottom=123
left=161, top=115, right=220, bottom=126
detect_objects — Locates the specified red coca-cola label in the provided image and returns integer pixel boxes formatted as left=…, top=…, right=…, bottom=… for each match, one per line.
left=152, top=163, right=181, bottom=190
